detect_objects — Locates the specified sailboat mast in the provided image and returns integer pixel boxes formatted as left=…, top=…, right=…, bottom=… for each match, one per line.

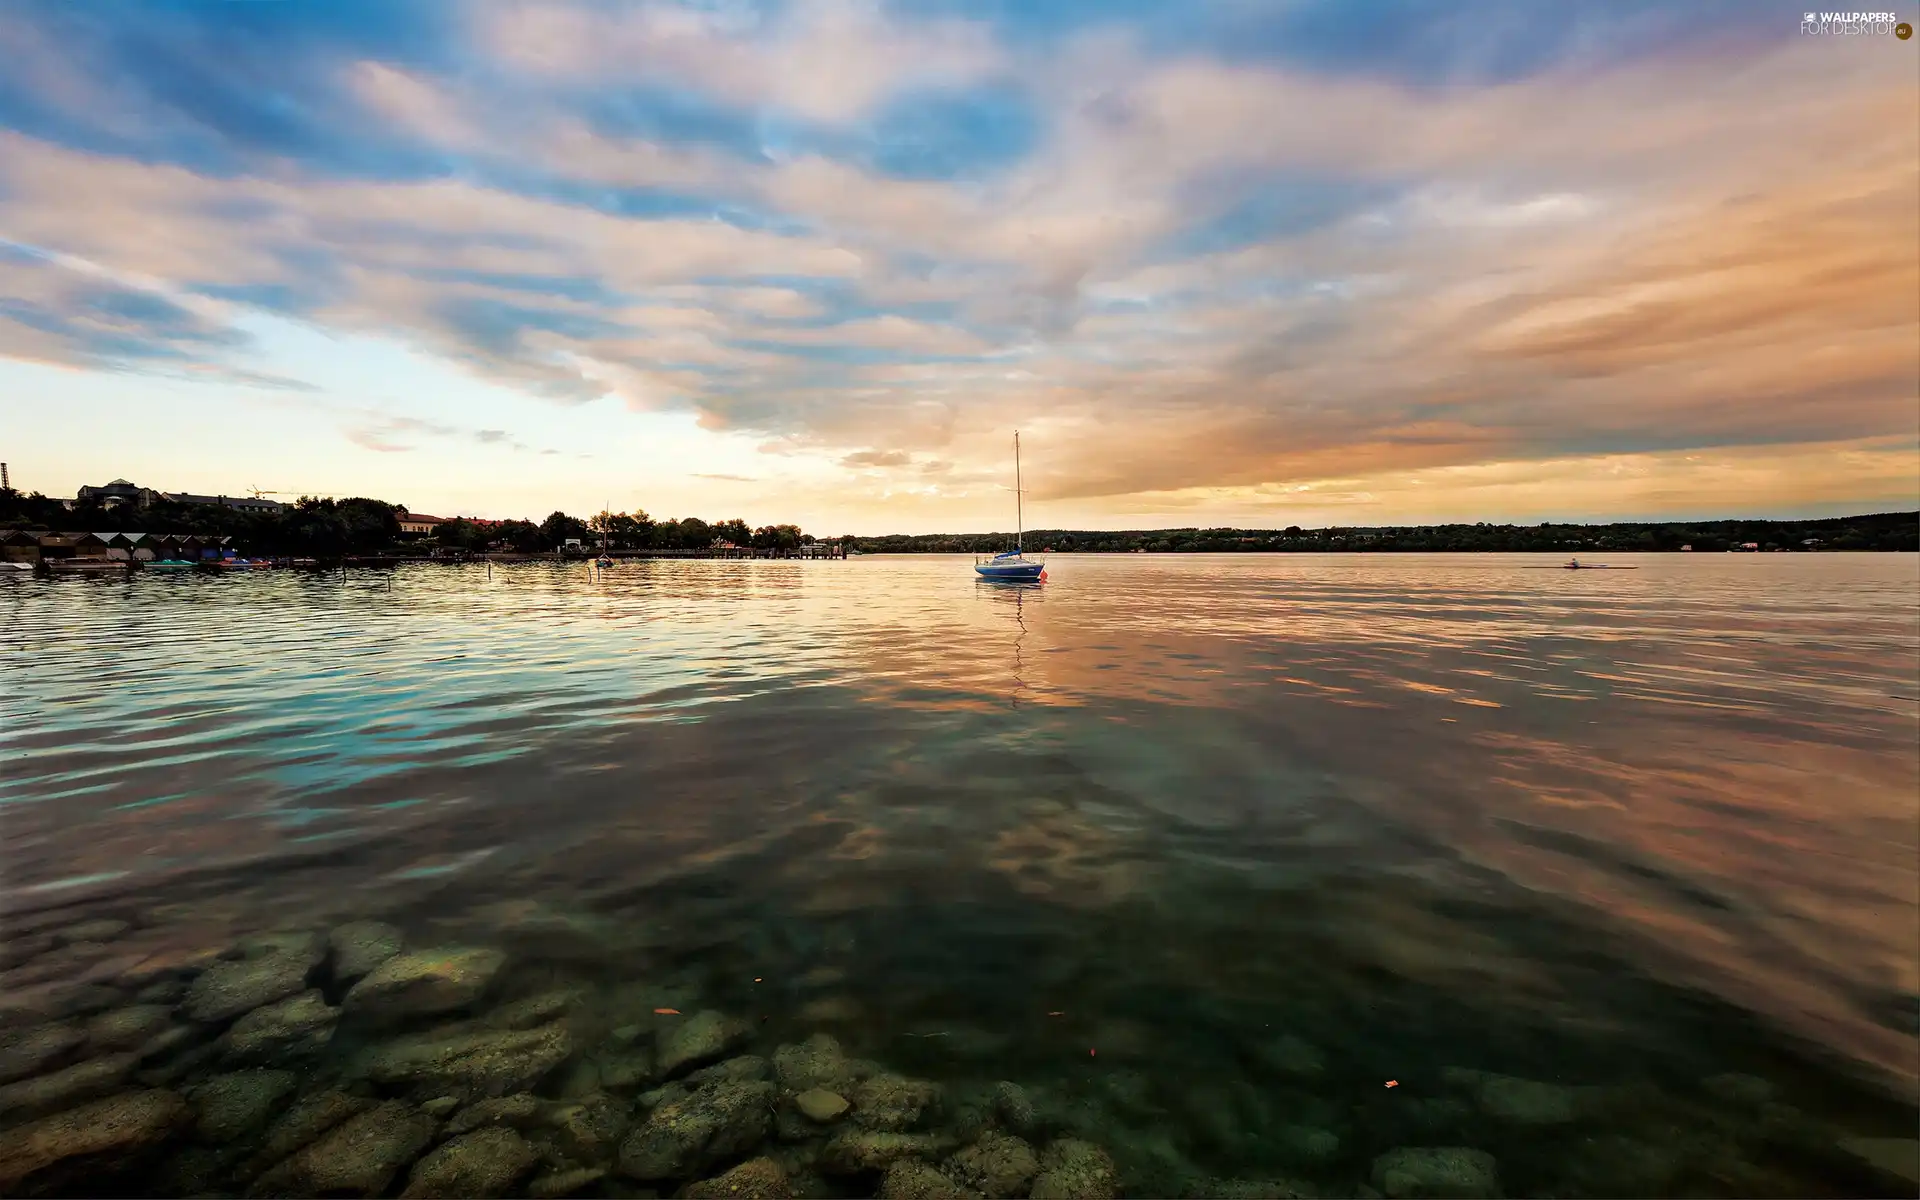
left=1014, top=431, right=1022, bottom=553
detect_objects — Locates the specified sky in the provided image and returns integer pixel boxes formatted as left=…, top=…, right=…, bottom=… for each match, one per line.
left=1, top=0, right=1916, bottom=534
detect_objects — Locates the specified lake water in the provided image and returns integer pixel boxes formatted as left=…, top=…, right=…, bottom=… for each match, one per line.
left=3, top=553, right=1917, bottom=1198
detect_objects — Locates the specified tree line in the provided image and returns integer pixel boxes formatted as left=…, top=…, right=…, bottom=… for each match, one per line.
left=846, top=512, right=1919, bottom=554
left=0, top=489, right=831, bottom=558
left=5, top=486, right=1912, bottom=556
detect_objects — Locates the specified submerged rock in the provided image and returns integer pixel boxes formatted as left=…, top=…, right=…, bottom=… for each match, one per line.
left=1182, top=1179, right=1318, bottom=1199
left=529, top=1165, right=609, bottom=1198
left=659, top=1009, right=753, bottom=1078
left=618, top=1079, right=776, bottom=1180
left=0, top=1052, right=136, bottom=1121
left=56, top=918, right=132, bottom=945
left=1702, top=1072, right=1777, bottom=1108
left=190, top=1069, right=297, bottom=1142
left=343, top=946, right=506, bottom=1021
left=249, top=1100, right=436, bottom=1198
left=949, top=1130, right=1039, bottom=1198
left=84, top=1005, right=172, bottom=1053
left=184, top=953, right=313, bottom=1023
left=1839, top=1137, right=1920, bottom=1189
left=687, top=1156, right=795, bottom=1199
left=774, top=1032, right=855, bottom=1093
left=329, top=921, right=405, bottom=985
left=1251, top=1034, right=1326, bottom=1080
left=485, top=989, right=580, bottom=1031
left=1275, top=1124, right=1339, bottom=1167
left=796, top=1087, right=850, bottom=1123
left=233, top=930, right=325, bottom=964
left=852, top=1073, right=942, bottom=1131
left=247, top=1089, right=370, bottom=1175
left=446, top=1092, right=545, bottom=1134
left=687, top=1053, right=772, bottom=1086
left=820, top=1131, right=958, bottom=1175
left=550, top=1093, right=630, bottom=1162
left=355, top=1020, right=571, bottom=1099
left=400, top=1126, right=540, bottom=1199
left=0, top=1088, right=189, bottom=1194
left=0, top=1022, right=84, bottom=1085
left=1370, top=1147, right=1501, bottom=1199
left=596, top=1046, right=657, bottom=1090
left=881, top=1160, right=982, bottom=1200
left=991, top=1081, right=1038, bottom=1135
left=1474, top=1075, right=1576, bottom=1125
left=1030, top=1139, right=1118, bottom=1200
left=221, top=990, right=339, bottom=1061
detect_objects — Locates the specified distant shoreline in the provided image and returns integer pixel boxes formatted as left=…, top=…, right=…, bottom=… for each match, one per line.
left=845, top=511, right=1918, bottom=555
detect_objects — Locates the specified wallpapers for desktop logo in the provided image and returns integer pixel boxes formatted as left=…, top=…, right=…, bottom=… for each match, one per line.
left=1800, top=10, right=1910, bottom=34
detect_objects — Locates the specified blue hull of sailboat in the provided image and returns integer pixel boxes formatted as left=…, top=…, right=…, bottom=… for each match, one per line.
left=974, top=561, right=1045, bottom=580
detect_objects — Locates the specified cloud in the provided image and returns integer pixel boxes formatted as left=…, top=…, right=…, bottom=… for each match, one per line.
left=0, top=1, right=1913, bottom=522
left=691, top=472, right=756, bottom=481
left=840, top=449, right=912, bottom=468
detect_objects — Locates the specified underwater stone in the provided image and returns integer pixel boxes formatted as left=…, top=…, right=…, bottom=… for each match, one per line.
left=185, top=953, right=312, bottom=1024
left=550, top=1093, right=630, bottom=1162
left=0, top=1021, right=84, bottom=1084
left=221, top=990, right=339, bottom=1062
left=529, top=1166, right=609, bottom=1198
left=659, top=1009, right=753, bottom=1078
left=1474, top=1076, right=1576, bottom=1125
left=1702, top=1072, right=1777, bottom=1108
left=796, top=1087, right=850, bottom=1123
left=190, top=1069, right=297, bottom=1143
left=447, top=1092, right=545, bottom=1134
left=57, top=918, right=132, bottom=945
left=485, top=989, right=580, bottom=1031
left=355, top=1020, right=571, bottom=1100
left=1251, top=1034, right=1326, bottom=1080
left=328, top=921, right=405, bottom=985
left=247, top=1090, right=371, bottom=1174
left=0, top=1052, right=136, bottom=1121
left=400, top=1126, right=541, bottom=1199
left=991, top=1081, right=1037, bottom=1135
left=85, top=1005, right=173, bottom=1054
left=880, top=1160, right=982, bottom=1200
left=1183, top=1180, right=1318, bottom=1199
left=1029, top=1139, right=1118, bottom=1200
left=249, top=1100, right=436, bottom=1198
left=1275, top=1124, right=1340, bottom=1167
left=687, top=1156, right=795, bottom=1199
left=774, top=1032, right=854, bottom=1093
left=0, top=1088, right=189, bottom=1194
left=1370, top=1147, right=1501, bottom=1199
left=949, top=1130, right=1039, bottom=1198
left=820, top=1131, right=958, bottom=1175
left=343, top=946, right=506, bottom=1021
left=851, top=1073, right=942, bottom=1131
left=232, top=930, right=325, bottom=964
left=1839, top=1137, right=1920, bottom=1189
left=618, top=1079, right=777, bottom=1180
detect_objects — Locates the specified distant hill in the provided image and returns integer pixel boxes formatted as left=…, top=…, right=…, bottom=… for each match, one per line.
left=849, top=512, right=1919, bottom=554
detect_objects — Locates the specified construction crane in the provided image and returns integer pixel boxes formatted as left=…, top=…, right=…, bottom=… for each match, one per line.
left=248, top=487, right=339, bottom=499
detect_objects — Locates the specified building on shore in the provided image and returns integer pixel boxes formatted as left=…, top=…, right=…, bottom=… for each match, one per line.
left=69, top=479, right=286, bottom=513
left=397, top=510, right=448, bottom=536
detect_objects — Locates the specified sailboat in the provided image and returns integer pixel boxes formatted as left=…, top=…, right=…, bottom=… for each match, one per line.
left=974, top=431, right=1046, bottom=581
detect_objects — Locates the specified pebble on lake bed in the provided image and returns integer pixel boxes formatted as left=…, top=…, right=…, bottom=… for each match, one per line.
left=1371, top=1146, right=1501, bottom=1199
left=343, top=946, right=506, bottom=1020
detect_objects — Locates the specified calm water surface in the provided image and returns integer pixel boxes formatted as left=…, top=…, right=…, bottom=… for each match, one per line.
left=3, top=553, right=1917, bottom=1196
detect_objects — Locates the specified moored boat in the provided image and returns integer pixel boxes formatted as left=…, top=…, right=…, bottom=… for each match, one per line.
left=975, top=431, right=1046, bottom=582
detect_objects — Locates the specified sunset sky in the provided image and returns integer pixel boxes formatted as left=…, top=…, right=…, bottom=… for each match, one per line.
left=2, top=0, right=1915, bottom=533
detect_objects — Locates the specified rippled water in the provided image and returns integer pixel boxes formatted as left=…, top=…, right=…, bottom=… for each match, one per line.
left=3, top=554, right=1917, bottom=1196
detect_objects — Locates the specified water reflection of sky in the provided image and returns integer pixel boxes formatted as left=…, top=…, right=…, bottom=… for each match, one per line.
left=3, top=554, right=1916, bottom=1097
